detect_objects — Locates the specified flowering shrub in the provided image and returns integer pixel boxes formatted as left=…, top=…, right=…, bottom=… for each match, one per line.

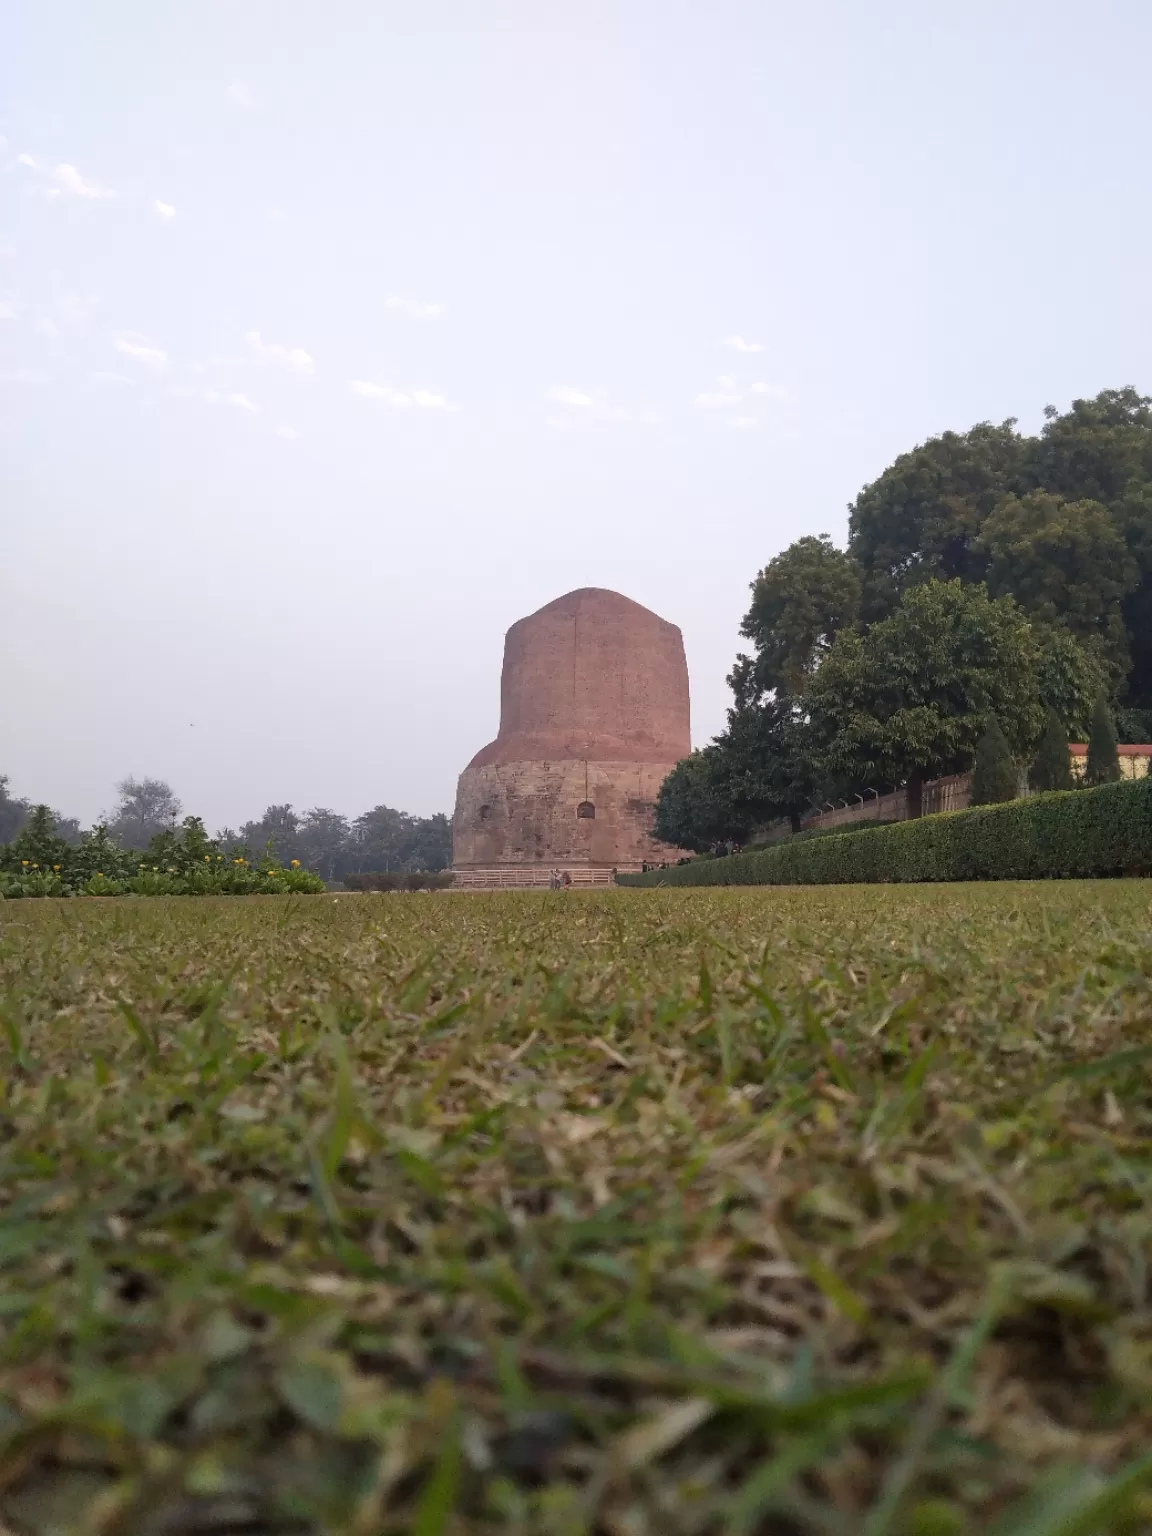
left=0, top=808, right=326, bottom=899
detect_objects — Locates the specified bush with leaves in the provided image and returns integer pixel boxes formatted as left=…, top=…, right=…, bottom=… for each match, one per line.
left=0, top=810, right=325, bottom=898
left=620, top=776, right=1152, bottom=886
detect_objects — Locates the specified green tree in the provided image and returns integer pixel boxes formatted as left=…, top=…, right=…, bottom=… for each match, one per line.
left=1033, top=625, right=1108, bottom=740
left=848, top=420, right=1025, bottom=621
left=970, top=718, right=1018, bottom=805
left=105, top=776, right=182, bottom=850
left=297, top=808, right=352, bottom=881
left=1030, top=707, right=1075, bottom=793
left=0, top=776, right=30, bottom=845
left=1084, top=691, right=1121, bottom=786
left=238, top=804, right=302, bottom=865
left=979, top=491, right=1136, bottom=674
left=739, top=535, right=862, bottom=695
left=1023, top=388, right=1152, bottom=506
left=653, top=751, right=730, bottom=853
left=1118, top=485, right=1152, bottom=710
left=406, top=812, right=452, bottom=872
left=10, top=806, right=70, bottom=870
left=808, top=579, right=1044, bottom=816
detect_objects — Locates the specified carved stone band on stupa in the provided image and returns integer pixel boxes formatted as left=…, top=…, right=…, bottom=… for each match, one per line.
left=451, top=587, right=690, bottom=881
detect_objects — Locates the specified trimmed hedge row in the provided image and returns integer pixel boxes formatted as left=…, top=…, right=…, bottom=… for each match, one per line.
left=343, top=871, right=455, bottom=892
left=618, top=778, right=1152, bottom=887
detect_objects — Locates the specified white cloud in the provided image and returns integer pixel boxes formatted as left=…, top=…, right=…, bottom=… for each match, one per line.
left=722, top=335, right=764, bottom=353
left=205, top=389, right=260, bottom=413
left=0, top=302, right=16, bottom=321
left=274, top=425, right=298, bottom=439
left=114, top=333, right=168, bottom=371
left=244, top=330, right=314, bottom=374
left=695, top=389, right=742, bottom=408
left=153, top=200, right=177, bottom=219
left=385, top=295, right=442, bottom=318
left=16, top=154, right=39, bottom=170
left=548, top=386, right=595, bottom=408
left=228, top=80, right=256, bottom=108
left=0, top=368, right=51, bottom=384
left=91, top=370, right=132, bottom=385
left=351, top=380, right=449, bottom=409
left=52, top=164, right=115, bottom=200
left=750, top=381, right=796, bottom=403
left=352, top=381, right=411, bottom=406
left=733, top=416, right=759, bottom=429
left=35, top=317, right=60, bottom=337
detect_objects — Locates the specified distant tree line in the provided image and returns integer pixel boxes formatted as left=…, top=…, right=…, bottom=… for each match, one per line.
left=657, top=387, right=1152, bottom=852
left=0, top=775, right=452, bottom=877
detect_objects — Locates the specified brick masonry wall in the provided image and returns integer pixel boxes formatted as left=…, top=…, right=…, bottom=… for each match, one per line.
left=453, top=758, right=684, bottom=869
left=467, top=588, right=691, bottom=769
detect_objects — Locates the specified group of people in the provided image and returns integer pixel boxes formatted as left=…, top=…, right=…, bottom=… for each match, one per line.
left=548, top=868, right=573, bottom=889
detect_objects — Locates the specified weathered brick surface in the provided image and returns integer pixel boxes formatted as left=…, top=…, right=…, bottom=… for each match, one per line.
left=453, top=758, right=685, bottom=870
left=453, top=588, right=690, bottom=871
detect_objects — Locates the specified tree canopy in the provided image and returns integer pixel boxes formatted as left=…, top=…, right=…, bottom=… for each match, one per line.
left=808, top=580, right=1043, bottom=811
left=740, top=535, right=861, bottom=696
left=656, top=385, right=1152, bottom=851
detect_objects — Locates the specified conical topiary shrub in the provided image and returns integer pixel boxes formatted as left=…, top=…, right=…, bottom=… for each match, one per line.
left=970, top=716, right=1018, bottom=805
left=1030, top=707, right=1075, bottom=793
left=1084, top=691, right=1121, bottom=786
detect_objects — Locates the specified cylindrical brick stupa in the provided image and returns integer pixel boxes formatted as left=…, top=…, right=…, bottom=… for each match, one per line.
left=452, top=588, right=690, bottom=885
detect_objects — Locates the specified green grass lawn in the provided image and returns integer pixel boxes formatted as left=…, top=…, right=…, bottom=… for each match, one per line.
left=1, top=885, right=1151, bottom=1534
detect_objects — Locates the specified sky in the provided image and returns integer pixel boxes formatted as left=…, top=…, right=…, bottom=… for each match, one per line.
left=5, top=0, right=1152, bottom=832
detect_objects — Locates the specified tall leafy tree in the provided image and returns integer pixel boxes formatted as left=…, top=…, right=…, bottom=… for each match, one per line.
left=808, top=580, right=1044, bottom=816
left=1118, top=485, right=1152, bottom=710
left=848, top=420, right=1025, bottom=621
left=0, top=776, right=30, bottom=845
left=105, top=777, right=182, bottom=850
left=238, top=804, right=302, bottom=865
left=970, top=718, right=1018, bottom=805
left=1022, top=388, right=1152, bottom=506
left=1030, top=708, right=1075, bottom=793
left=406, top=813, right=452, bottom=872
left=1033, top=625, right=1109, bottom=740
left=739, top=535, right=862, bottom=696
left=978, top=491, right=1136, bottom=674
left=296, top=808, right=352, bottom=882
left=654, top=664, right=818, bottom=848
left=1084, top=692, right=1121, bottom=786
left=653, top=750, right=732, bottom=853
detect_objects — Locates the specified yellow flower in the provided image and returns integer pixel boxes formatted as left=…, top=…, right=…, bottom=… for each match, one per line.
left=290, top=859, right=300, bottom=868
left=96, top=872, right=103, bottom=878
left=204, top=855, right=211, bottom=862
left=32, top=863, right=39, bottom=869
left=21, top=860, right=28, bottom=866
left=53, top=865, right=60, bottom=871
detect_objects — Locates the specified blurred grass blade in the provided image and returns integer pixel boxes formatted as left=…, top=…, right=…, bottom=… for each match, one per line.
left=323, top=1030, right=356, bottom=1178
left=990, top=1454, right=1152, bottom=1536
left=862, top=1265, right=1015, bottom=1535
left=413, top=1414, right=462, bottom=1536
left=727, top=1427, right=843, bottom=1536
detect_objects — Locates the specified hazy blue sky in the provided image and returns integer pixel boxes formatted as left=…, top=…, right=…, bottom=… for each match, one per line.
left=5, top=1, right=1152, bottom=831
